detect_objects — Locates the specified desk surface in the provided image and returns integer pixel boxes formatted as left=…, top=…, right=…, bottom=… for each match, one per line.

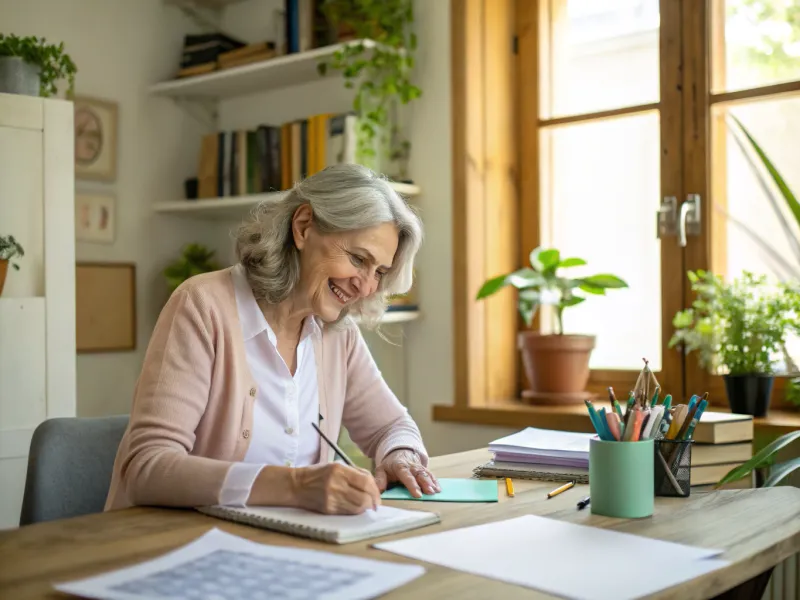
left=1, top=448, right=799, bottom=600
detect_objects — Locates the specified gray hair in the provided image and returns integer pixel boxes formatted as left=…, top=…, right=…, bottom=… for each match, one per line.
left=234, top=163, right=423, bottom=329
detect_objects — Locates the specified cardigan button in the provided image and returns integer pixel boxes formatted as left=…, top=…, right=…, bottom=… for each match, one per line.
left=249, top=387, right=256, bottom=397
left=242, top=429, right=250, bottom=439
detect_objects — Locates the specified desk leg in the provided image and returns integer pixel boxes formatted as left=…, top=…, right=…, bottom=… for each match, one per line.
left=710, top=568, right=773, bottom=600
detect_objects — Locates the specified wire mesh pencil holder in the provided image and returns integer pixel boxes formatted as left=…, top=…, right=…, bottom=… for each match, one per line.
left=654, top=439, right=693, bottom=497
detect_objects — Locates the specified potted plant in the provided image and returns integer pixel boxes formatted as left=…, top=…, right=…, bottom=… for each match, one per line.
left=0, top=235, right=25, bottom=296
left=476, top=247, right=628, bottom=403
left=164, top=243, right=220, bottom=293
left=0, top=34, right=77, bottom=97
left=316, top=0, right=420, bottom=179
left=669, top=270, right=800, bottom=417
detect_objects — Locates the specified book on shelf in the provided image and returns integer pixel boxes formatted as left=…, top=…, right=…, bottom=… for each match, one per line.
left=196, top=113, right=359, bottom=200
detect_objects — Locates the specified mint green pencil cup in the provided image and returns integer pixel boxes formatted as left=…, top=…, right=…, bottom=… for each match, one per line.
left=589, top=437, right=654, bottom=519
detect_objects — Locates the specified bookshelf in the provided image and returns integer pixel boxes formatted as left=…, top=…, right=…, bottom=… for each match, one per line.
left=153, top=182, right=421, bottom=220
left=150, top=40, right=379, bottom=100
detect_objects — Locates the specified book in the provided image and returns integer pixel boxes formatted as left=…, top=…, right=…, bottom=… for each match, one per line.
left=196, top=504, right=440, bottom=544
left=691, top=441, right=752, bottom=466
left=692, top=412, right=754, bottom=444
left=690, top=462, right=746, bottom=486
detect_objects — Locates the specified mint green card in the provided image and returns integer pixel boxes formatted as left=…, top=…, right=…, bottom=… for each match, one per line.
left=381, top=478, right=499, bottom=502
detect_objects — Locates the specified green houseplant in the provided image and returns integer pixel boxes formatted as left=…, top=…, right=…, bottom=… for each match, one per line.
left=669, top=270, right=800, bottom=416
left=476, top=247, right=628, bottom=403
left=0, top=235, right=24, bottom=296
left=0, top=34, right=76, bottom=97
left=717, top=430, right=800, bottom=489
left=164, top=243, right=220, bottom=293
left=316, top=0, right=420, bottom=179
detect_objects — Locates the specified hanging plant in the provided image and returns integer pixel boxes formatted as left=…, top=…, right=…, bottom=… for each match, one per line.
left=316, top=0, right=420, bottom=177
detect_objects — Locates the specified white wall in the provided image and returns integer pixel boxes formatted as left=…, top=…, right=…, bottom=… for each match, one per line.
left=0, top=0, right=224, bottom=417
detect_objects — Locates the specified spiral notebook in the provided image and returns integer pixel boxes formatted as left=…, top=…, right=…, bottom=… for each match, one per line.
left=197, top=505, right=441, bottom=544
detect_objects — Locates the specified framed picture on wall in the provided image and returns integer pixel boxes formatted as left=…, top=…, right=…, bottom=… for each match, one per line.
left=75, top=193, right=115, bottom=243
left=74, top=96, right=118, bottom=182
left=76, top=262, right=136, bottom=353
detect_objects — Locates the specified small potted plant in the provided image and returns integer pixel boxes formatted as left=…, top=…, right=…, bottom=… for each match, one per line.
left=669, top=270, right=799, bottom=417
left=164, top=243, right=220, bottom=293
left=0, top=34, right=77, bottom=97
left=476, top=247, right=628, bottom=403
left=0, top=235, right=25, bottom=296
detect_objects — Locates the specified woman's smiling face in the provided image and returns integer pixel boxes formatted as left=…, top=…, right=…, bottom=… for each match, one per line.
left=292, top=205, right=399, bottom=322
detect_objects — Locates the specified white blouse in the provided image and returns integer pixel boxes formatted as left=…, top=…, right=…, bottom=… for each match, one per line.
left=219, top=264, right=321, bottom=506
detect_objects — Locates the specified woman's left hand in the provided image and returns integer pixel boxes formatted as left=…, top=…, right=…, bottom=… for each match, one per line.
left=374, top=449, right=441, bottom=498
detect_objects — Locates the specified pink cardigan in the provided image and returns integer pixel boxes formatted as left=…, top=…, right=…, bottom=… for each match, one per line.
left=105, top=267, right=427, bottom=510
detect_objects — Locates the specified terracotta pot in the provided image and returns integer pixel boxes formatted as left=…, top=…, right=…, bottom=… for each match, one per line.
left=518, top=332, right=595, bottom=404
left=0, top=259, right=8, bottom=296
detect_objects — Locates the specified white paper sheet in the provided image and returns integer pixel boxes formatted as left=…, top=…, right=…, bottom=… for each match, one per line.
left=489, top=427, right=594, bottom=459
left=375, top=515, right=730, bottom=600
left=55, top=528, right=424, bottom=600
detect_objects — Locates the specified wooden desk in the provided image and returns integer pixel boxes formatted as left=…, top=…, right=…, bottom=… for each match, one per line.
left=1, top=449, right=799, bottom=600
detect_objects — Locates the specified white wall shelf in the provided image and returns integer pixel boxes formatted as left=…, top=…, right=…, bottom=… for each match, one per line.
left=150, top=40, right=378, bottom=100
left=154, top=181, right=422, bottom=220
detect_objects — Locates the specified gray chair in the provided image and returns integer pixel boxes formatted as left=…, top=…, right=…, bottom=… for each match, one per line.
left=19, top=415, right=129, bottom=526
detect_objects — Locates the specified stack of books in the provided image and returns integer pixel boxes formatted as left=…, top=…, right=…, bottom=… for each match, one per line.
left=689, top=412, right=754, bottom=489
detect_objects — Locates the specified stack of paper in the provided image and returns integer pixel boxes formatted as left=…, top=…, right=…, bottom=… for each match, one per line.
left=475, top=427, right=592, bottom=482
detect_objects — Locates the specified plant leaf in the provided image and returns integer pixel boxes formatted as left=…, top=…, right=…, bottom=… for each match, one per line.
left=538, top=249, right=560, bottom=271
left=561, top=296, right=585, bottom=307
left=506, top=268, right=544, bottom=289
left=476, top=274, right=507, bottom=299
left=716, top=430, right=800, bottom=487
left=578, top=280, right=606, bottom=296
left=763, top=456, right=800, bottom=487
left=727, top=115, right=800, bottom=264
left=559, top=257, right=586, bottom=268
left=580, top=274, right=628, bottom=289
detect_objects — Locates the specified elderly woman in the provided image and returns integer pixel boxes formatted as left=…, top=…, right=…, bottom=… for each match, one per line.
left=105, top=164, right=439, bottom=515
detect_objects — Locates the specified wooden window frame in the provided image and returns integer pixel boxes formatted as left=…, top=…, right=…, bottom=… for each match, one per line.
left=437, top=0, right=800, bottom=426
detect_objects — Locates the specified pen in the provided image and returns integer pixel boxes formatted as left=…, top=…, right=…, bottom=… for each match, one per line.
left=547, top=481, right=575, bottom=499
left=505, top=477, right=515, bottom=497
left=577, top=496, right=591, bottom=510
left=311, top=422, right=356, bottom=467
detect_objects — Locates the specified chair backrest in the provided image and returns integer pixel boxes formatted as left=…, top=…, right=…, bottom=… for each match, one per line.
left=19, top=415, right=129, bottom=526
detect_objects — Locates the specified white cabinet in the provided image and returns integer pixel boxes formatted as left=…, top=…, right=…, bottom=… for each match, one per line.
left=0, top=93, right=76, bottom=529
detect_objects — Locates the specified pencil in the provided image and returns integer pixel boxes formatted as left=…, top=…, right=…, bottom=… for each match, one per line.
left=546, top=480, right=575, bottom=499
left=505, top=477, right=515, bottom=497
left=311, top=422, right=356, bottom=467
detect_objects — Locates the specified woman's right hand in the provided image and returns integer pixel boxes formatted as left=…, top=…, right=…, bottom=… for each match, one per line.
left=291, top=463, right=381, bottom=515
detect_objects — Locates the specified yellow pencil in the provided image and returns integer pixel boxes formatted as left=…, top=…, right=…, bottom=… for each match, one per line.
left=505, top=477, right=515, bottom=497
left=546, top=480, right=575, bottom=499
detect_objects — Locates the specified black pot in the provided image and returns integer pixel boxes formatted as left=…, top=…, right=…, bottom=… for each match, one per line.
left=723, top=374, right=774, bottom=417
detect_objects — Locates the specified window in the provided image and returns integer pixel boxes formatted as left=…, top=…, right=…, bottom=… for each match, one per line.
left=445, top=0, right=800, bottom=416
